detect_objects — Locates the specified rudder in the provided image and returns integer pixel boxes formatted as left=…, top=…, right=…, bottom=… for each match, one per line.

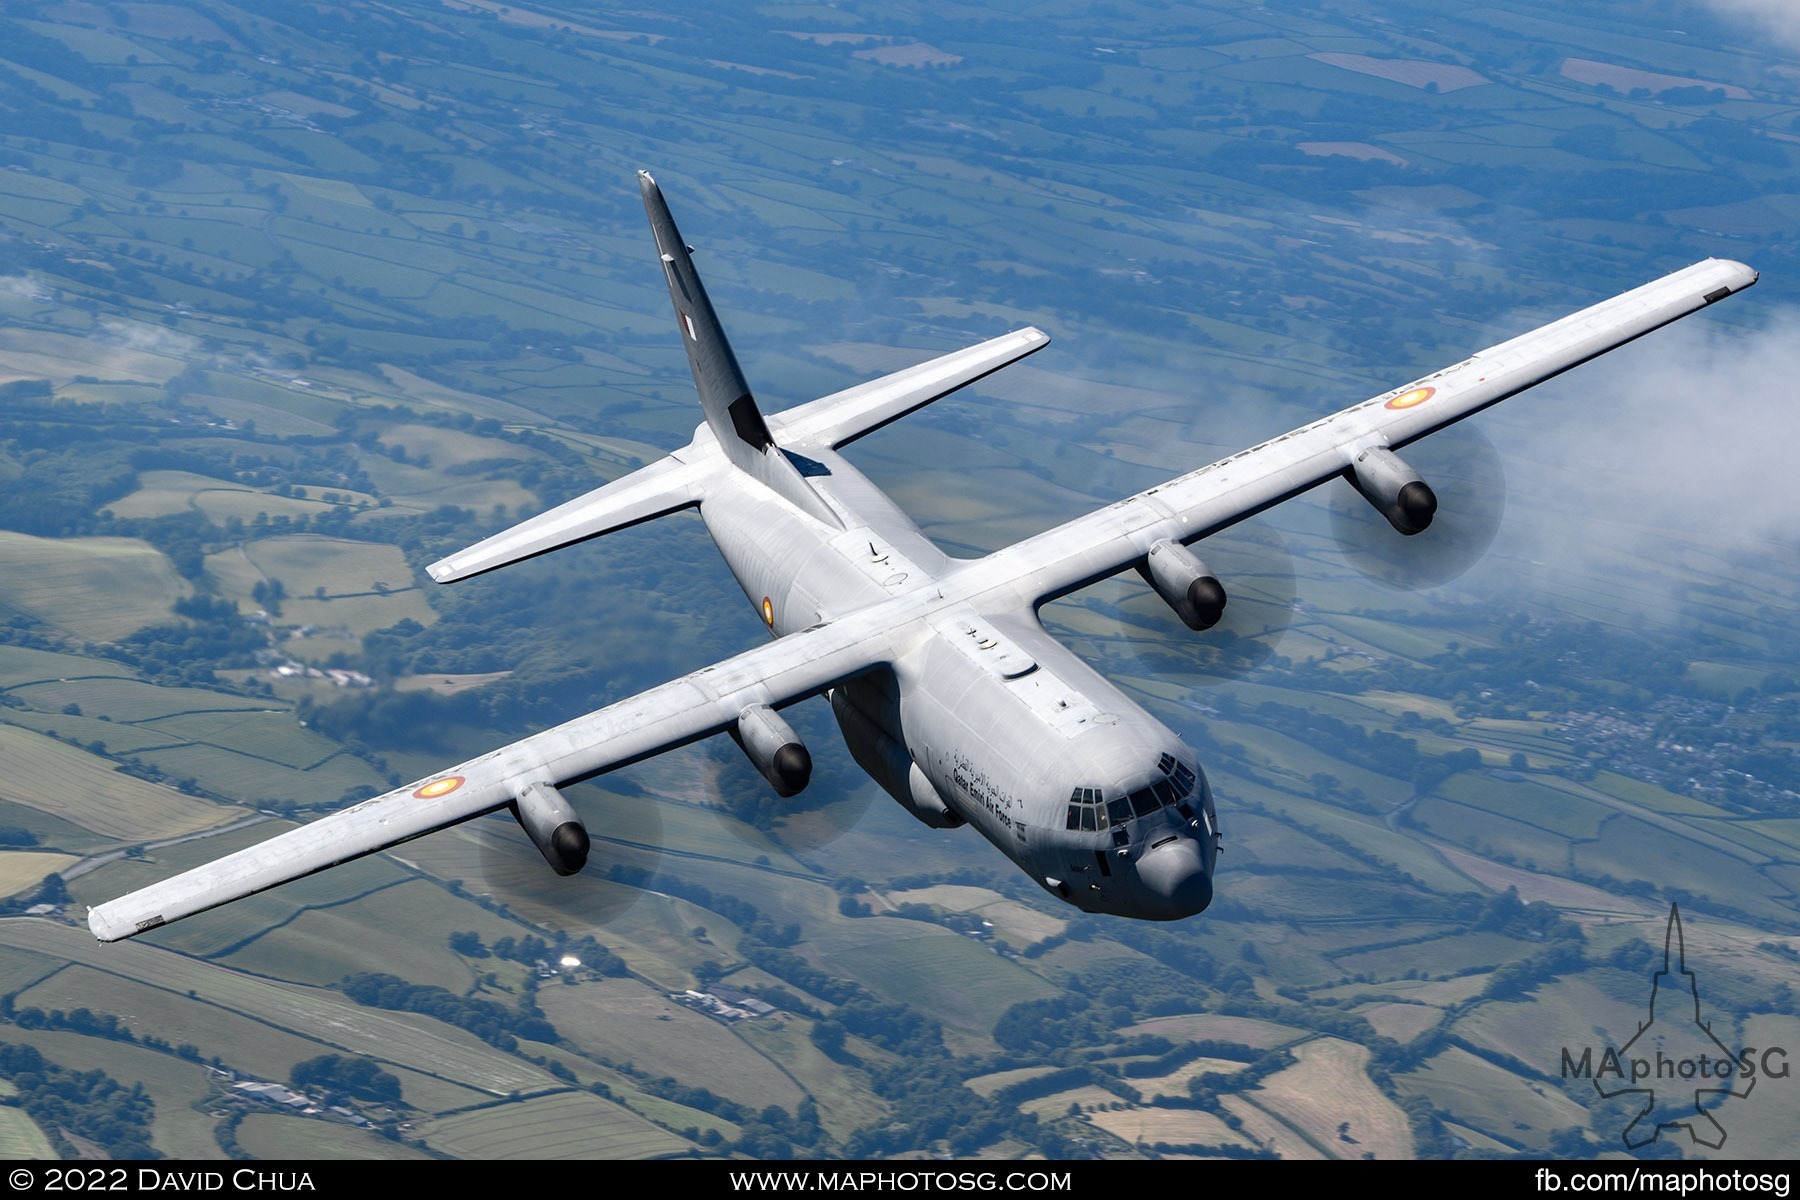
left=639, top=171, right=840, bottom=527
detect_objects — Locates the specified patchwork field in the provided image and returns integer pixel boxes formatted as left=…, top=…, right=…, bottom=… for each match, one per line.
left=0, top=725, right=239, bottom=843
left=0, top=0, right=1792, bottom=1163
left=234, top=1114, right=434, bottom=1161
left=412, top=1089, right=692, bottom=1159
left=0, top=533, right=188, bottom=641
left=537, top=976, right=804, bottom=1111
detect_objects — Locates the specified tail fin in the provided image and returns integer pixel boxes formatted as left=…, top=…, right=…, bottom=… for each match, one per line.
left=639, top=171, right=840, bottom=527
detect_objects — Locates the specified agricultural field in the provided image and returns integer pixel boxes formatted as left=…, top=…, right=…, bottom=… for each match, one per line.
left=1238, top=1039, right=1413, bottom=1159
left=0, top=1026, right=226, bottom=1161
left=0, top=533, right=188, bottom=642
left=821, top=924, right=1062, bottom=1049
left=0, top=1107, right=55, bottom=1159
left=0, top=851, right=79, bottom=899
left=536, top=976, right=805, bottom=1112
left=414, top=1090, right=694, bottom=1160
left=234, top=1115, right=434, bottom=1161
left=106, top=470, right=307, bottom=522
left=1088, top=1105, right=1255, bottom=1155
left=0, top=0, right=1789, bottom=1165
left=0, top=724, right=238, bottom=843
left=1396, top=1045, right=1595, bottom=1154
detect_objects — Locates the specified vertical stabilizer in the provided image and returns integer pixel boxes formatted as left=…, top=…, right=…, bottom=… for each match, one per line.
left=639, top=171, right=841, bottom=527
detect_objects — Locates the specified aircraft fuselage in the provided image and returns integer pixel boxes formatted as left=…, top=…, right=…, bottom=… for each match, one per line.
left=82, top=172, right=1755, bottom=947
left=700, top=437, right=1219, bottom=920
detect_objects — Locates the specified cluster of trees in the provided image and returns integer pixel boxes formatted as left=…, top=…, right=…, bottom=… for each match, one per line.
left=993, top=958, right=1222, bottom=1056
left=0, top=1042, right=159, bottom=1159
left=105, top=594, right=269, bottom=687
left=289, top=1054, right=402, bottom=1105
left=447, top=930, right=628, bottom=978
left=4, top=1001, right=203, bottom=1064
left=339, top=972, right=556, bottom=1050
left=1239, top=697, right=1482, bottom=797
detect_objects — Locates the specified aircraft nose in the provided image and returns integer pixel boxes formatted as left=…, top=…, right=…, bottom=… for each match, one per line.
left=1135, top=837, right=1212, bottom=919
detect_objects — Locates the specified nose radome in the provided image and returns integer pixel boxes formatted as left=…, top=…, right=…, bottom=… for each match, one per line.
left=1136, top=837, right=1212, bottom=919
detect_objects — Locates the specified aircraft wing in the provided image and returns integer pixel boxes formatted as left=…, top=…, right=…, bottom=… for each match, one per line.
left=428, top=454, right=704, bottom=584
left=965, top=258, right=1758, bottom=606
left=86, top=616, right=894, bottom=942
left=771, top=327, right=1050, bottom=450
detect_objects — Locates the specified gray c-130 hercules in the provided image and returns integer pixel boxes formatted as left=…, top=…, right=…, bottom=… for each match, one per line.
left=87, top=172, right=1757, bottom=940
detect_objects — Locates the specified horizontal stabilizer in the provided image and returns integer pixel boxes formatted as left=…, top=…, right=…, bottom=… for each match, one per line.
left=772, top=327, right=1049, bottom=450
left=428, top=454, right=701, bottom=583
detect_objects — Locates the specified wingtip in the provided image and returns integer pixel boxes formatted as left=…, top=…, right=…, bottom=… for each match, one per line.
left=87, top=904, right=127, bottom=943
left=1701, top=257, right=1758, bottom=290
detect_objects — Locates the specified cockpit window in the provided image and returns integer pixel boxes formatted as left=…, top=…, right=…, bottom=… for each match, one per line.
left=1070, top=759, right=1198, bottom=833
left=1064, top=787, right=1110, bottom=831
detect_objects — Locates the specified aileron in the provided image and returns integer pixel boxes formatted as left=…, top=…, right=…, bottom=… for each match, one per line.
left=979, top=257, right=1757, bottom=608
left=88, top=616, right=895, bottom=943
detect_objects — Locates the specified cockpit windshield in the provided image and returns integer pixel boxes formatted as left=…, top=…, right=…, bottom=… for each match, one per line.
left=1064, top=753, right=1199, bottom=832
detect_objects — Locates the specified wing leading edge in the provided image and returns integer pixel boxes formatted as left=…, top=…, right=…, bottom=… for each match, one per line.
left=87, top=255, right=1754, bottom=943
left=87, top=616, right=896, bottom=942
left=966, top=258, right=1757, bottom=608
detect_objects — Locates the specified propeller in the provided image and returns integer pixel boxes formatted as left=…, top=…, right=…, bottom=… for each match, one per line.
left=462, top=733, right=868, bottom=930
left=1192, top=522, right=1299, bottom=675
left=466, top=782, right=664, bottom=927
left=1326, top=423, right=1507, bottom=590
left=1100, top=520, right=1298, bottom=681
left=767, top=787, right=876, bottom=856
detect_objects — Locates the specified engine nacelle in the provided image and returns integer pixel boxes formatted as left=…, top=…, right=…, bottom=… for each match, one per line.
left=829, top=690, right=963, bottom=828
left=1347, top=446, right=1437, bottom=535
left=734, top=703, right=812, bottom=797
left=1143, top=538, right=1227, bottom=631
left=509, top=778, right=590, bottom=876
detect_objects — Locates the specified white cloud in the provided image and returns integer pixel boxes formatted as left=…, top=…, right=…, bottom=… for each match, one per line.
left=1455, top=300, right=1800, bottom=621
left=1702, top=0, right=1800, bottom=52
left=91, top=318, right=198, bottom=358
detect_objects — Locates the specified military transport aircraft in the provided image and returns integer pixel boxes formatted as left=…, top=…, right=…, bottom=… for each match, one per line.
left=87, top=172, right=1757, bottom=941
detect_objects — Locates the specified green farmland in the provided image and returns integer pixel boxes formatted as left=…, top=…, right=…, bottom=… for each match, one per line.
left=0, top=0, right=1789, bottom=1165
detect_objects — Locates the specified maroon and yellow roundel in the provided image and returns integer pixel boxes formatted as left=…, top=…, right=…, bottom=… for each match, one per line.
left=1385, top=386, right=1435, bottom=410
left=413, top=775, right=465, bottom=800
left=760, top=596, right=774, bottom=626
